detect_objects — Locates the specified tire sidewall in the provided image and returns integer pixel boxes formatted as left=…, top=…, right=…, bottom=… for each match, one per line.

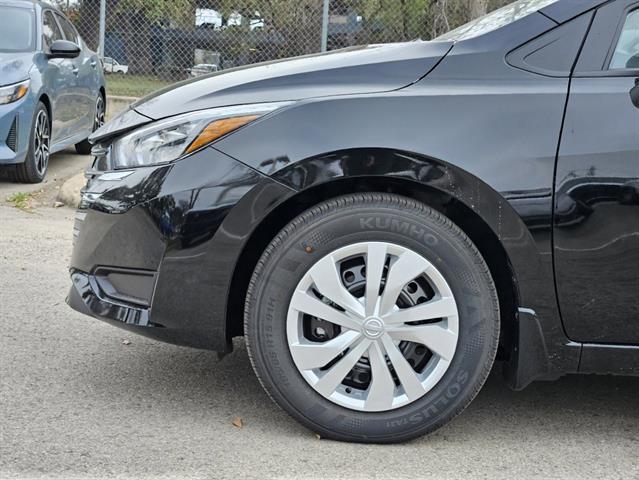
left=246, top=195, right=499, bottom=442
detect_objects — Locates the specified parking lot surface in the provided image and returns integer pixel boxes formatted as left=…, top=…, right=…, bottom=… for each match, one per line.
left=1, top=205, right=638, bottom=480
left=0, top=149, right=91, bottom=201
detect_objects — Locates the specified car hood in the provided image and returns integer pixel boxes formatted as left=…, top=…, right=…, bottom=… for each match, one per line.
left=0, top=52, right=33, bottom=86
left=133, top=40, right=452, bottom=120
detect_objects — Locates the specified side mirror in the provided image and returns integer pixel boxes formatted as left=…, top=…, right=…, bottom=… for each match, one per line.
left=626, top=53, right=639, bottom=69
left=629, top=78, right=639, bottom=109
left=48, top=40, right=80, bottom=59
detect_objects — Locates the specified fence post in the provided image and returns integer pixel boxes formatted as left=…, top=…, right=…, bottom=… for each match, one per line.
left=98, top=0, right=106, bottom=57
left=320, top=0, right=329, bottom=52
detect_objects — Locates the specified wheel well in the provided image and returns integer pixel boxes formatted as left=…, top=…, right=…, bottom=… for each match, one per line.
left=226, top=176, right=519, bottom=359
left=39, top=94, right=51, bottom=124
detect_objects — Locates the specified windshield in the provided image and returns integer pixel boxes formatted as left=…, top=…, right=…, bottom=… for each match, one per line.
left=0, top=6, right=35, bottom=52
left=436, top=0, right=559, bottom=41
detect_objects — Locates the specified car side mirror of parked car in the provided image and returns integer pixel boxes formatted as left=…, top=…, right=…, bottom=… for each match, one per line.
left=48, top=40, right=81, bottom=59
left=629, top=78, right=639, bottom=109
left=625, top=54, right=639, bottom=69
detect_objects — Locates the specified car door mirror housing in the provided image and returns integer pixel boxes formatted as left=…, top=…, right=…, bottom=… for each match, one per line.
left=48, top=40, right=80, bottom=59
left=626, top=54, right=639, bottom=69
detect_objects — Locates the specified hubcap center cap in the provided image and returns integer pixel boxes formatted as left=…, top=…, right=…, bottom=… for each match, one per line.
left=362, top=317, right=385, bottom=339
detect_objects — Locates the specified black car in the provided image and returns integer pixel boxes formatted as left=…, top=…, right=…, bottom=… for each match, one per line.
left=67, top=0, right=639, bottom=443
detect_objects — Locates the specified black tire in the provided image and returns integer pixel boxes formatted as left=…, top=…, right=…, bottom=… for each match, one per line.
left=14, top=102, right=49, bottom=184
left=75, top=93, right=105, bottom=155
left=244, top=193, right=500, bottom=443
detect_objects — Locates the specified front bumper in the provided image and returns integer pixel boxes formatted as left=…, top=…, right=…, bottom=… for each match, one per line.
left=68, top=270, right=151, bottom=328
left=67, top=269, right=212, bottom=347
left=66, top=146, right=293, bottom=351
left=0, top=96, right=33, bottom=165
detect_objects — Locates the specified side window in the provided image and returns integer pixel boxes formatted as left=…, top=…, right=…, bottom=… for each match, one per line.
left=42, top=10, right=62, bottom=50
left=55, top=13, right=79, bottom=45
left=610, top=9, right=639, bottom=69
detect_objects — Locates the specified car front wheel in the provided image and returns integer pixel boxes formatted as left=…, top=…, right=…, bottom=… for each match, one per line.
left=244, top=193, right=500, bottom=442
left=14, top=102, right=50, bottom=183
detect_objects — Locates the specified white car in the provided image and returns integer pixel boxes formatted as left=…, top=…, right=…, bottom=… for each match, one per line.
left=190, top=63, right=219, bottom=77
left=102, top=57, right=128, bottom=74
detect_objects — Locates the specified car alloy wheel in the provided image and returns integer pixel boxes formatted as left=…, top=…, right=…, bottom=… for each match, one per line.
left=95, top=96, right=105, bottom=130
left=33, top=109, right=50, bottom=177
left=287, top=241, right=459, bottom=412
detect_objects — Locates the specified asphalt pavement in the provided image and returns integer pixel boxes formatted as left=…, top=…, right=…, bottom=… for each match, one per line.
left=1, top=201, right=638, bottom=480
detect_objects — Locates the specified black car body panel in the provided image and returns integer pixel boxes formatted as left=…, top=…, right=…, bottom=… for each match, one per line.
left=68, top=0, right=639, bottom=392
left=89, top=107, right=152, bottom=145
left=553, top=0, right=639, bottom=345
left=70, top=146, right=293, bottom=349
left=132, top=41, right=453, bottom=121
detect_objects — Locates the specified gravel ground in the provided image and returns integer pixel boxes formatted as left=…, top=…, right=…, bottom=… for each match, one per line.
left=1, top=204, right=638, bottom=480
left=0, top=149, right=92, bottom=208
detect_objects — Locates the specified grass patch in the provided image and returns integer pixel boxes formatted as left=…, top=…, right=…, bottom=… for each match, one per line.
left=7, top=191, right=39, bottom=212
left=105, top=74, right=174, bottom=98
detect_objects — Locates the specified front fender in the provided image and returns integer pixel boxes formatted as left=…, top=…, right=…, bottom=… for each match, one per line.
left=264, top=148, right=575, bottom=380
left=268, top=150, right=541, bottom=307
left=212, top=90, right=581, bottom=375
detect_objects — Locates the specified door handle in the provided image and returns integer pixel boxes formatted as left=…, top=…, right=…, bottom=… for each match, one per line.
left=90, top=61, right=97, bottom=68
left=72, top=68, right=79, bottom=76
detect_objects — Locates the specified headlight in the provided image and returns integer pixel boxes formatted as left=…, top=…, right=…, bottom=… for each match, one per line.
left=109, top=102, right=292, bottom=168
left=0, top=80, right=29, bottom=105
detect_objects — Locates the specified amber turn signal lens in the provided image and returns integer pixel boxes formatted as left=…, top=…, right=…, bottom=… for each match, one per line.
left=184, top=115, right=260, bottom=154
left=16, top=84, right=29, bottom=100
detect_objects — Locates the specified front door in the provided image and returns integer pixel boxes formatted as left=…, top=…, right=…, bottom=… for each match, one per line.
left=41, top=9, right=76, bottom=143
left=54, top=11, right=95, bottom=136
left=554, top=0, right=639, bottom=344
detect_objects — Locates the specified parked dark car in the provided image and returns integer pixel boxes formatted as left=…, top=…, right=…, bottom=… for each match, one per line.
left=67, top=0, right=639, bottom=443
left=0, top=0, right=105, bottom=183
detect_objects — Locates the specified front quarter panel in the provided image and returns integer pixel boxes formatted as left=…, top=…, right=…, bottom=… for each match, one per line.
left=213, top=48, right=579, bottom=375
left=69, top=147, right=293, bottom=351
left=0, top=53, right=41, bottom=165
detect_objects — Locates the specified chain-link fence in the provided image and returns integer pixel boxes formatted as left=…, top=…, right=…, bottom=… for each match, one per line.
left=52, top=0, right=511, bottom=97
